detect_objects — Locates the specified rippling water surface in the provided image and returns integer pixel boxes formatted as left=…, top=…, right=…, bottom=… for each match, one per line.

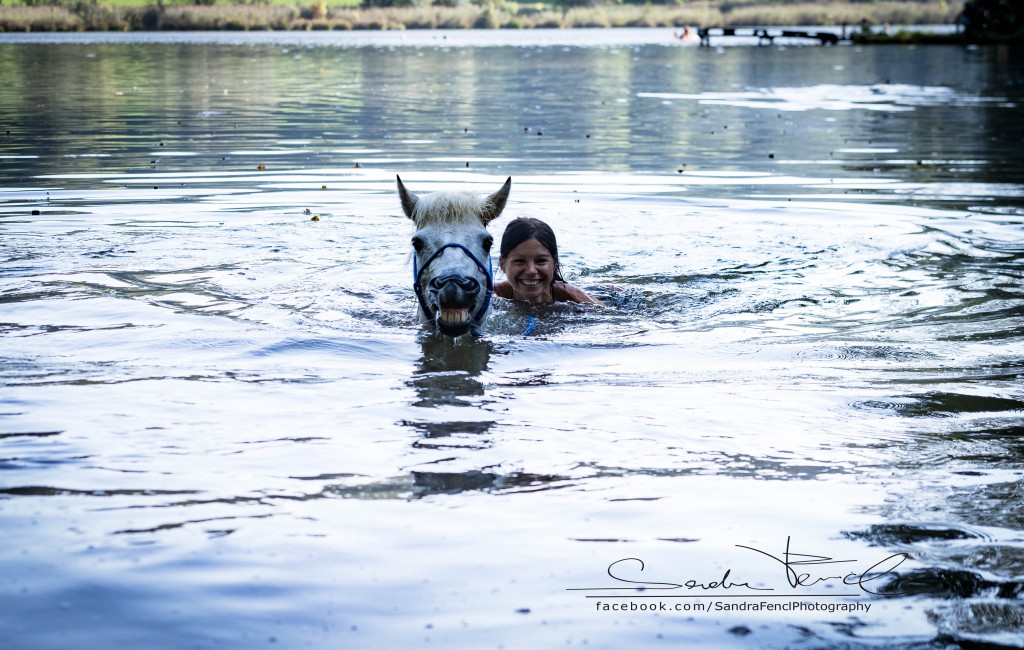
left=1, top=31, right=1023, bottom=649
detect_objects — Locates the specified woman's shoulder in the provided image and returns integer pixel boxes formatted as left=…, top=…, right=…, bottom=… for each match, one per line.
left=552, top=281, right=603, bottom=305
left=493, top=281, right=513, bottom=299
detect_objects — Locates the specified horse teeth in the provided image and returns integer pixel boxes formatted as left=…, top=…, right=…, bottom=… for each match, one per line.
left=439, top=308, right=469, bottom=324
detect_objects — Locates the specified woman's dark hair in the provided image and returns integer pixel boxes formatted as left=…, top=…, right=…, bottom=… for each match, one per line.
left=499, top=217, right=565, bottom=282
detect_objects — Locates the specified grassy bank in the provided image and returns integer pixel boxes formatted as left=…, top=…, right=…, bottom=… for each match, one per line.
left=0, top=1, right=963, bottom=33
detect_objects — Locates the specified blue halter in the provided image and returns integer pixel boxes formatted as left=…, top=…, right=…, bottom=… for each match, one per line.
left=413, top=243, right=493, bottom=336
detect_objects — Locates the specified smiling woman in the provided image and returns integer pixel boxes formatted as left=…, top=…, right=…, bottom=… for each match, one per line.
left=495, top=217, right=602, bottom=305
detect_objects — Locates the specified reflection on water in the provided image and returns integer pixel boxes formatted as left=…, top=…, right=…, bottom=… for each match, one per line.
left=1, top=31, right=1023, bottom=650
left=2, top=37, right=1022, bottom=199
left=409, top=333, right=493, bottom=407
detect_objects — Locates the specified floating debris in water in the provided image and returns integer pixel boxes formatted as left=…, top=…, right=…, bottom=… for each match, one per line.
left=311, top=215, right=320, bottom=222
left=257, top=164, right=265, bottom=171
left=321, top=185, right=327, bottom=190
left=304, top=208, right=311, bottom=215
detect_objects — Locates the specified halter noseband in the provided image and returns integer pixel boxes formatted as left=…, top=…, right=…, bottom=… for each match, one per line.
left=412, top=242, right=493, bottom=335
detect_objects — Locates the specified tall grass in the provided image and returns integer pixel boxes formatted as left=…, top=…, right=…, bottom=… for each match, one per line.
left=0, top=1, right=963, bottom=32
left=159, top=4, right=299, bottom=29
left=0, top=5, right=82, bottom=31
left=723, top=2, right=960, bottom=27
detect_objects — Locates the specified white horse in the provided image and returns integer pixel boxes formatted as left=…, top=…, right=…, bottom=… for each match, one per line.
left=397, top=176, right=511, bottom=337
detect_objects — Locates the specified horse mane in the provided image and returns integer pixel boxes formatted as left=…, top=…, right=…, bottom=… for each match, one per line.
left=409, top=191, right=491, bottom=229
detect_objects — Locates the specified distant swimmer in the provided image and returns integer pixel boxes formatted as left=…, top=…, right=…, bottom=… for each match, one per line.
left=674, top=26, right=699, bottom=42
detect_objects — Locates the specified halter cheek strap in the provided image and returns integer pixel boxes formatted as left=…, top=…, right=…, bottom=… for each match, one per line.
left=413, top=243, right=494, bottom=331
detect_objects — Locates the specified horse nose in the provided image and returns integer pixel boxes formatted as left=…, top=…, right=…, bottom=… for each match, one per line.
left=429, top=275, right=480, bottom=293
left=430, top=274, right=481, bottom=310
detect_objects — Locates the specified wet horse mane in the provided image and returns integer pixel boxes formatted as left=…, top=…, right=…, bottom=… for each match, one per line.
left=398, top=176, right=511, bottom=229
left=406, top=190, right=498, bottom=229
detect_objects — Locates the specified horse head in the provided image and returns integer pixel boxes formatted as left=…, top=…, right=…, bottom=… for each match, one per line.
left=398, top=176, right=511, bottom=337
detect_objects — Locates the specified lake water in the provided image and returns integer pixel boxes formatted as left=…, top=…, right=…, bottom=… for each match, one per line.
left=1, top=29, right=1023, bottom=649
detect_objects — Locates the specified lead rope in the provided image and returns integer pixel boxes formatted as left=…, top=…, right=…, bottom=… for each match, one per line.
left=522, top=315, right=536, bottom=336
left=503, top=287, right=537, bottom=337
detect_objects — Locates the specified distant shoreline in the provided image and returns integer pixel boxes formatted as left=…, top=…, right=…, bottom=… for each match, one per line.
left=0, top=2, right=972, bottom=36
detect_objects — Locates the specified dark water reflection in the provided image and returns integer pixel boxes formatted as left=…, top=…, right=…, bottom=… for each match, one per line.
left=408, top=333, right=492, bottom=407
left=1, top=32, right=1024, bottom=650
left=2, top=39, right=1023, bottom=203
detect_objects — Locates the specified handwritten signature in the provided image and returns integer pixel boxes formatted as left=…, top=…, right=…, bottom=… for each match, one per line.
left=569, top=536, right=907, bottom=596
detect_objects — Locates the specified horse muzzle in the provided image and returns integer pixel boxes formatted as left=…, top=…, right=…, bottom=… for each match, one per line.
left=429, top=274, right=482, bottom=336
left=413, top=242, right=493, bottom=338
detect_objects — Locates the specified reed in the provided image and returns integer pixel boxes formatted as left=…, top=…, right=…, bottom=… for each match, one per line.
left=0, top=1, right=964, bottom=33
left=723, top=2, right=960, bottom=27
left=157, top=4, right=299, bottom=29
left=0, top=5, right=83, bottom=31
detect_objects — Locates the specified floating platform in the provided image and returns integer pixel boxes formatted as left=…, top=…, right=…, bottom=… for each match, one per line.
left=697, top=27, right=843, bottom=46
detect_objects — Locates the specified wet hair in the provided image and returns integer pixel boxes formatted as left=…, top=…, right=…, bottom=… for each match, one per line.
left=499, top=217, right=565, bottom=283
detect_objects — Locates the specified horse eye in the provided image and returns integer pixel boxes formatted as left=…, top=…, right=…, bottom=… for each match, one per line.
left=482, top=236, right=493, bottom=251
left=411, top=236, right=424, bottom=252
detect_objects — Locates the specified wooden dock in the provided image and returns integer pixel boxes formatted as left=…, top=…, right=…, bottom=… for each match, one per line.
left=697, top=27, right=842, bottom=46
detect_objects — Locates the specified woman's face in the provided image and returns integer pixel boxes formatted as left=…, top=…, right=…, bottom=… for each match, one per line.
left=499, top=237, right=556, bottom=304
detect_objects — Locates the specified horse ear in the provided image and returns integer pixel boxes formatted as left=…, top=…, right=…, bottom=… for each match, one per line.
left=396, top=175, right=419, bottom=220
left=480, top=177, right=512, bottom=225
